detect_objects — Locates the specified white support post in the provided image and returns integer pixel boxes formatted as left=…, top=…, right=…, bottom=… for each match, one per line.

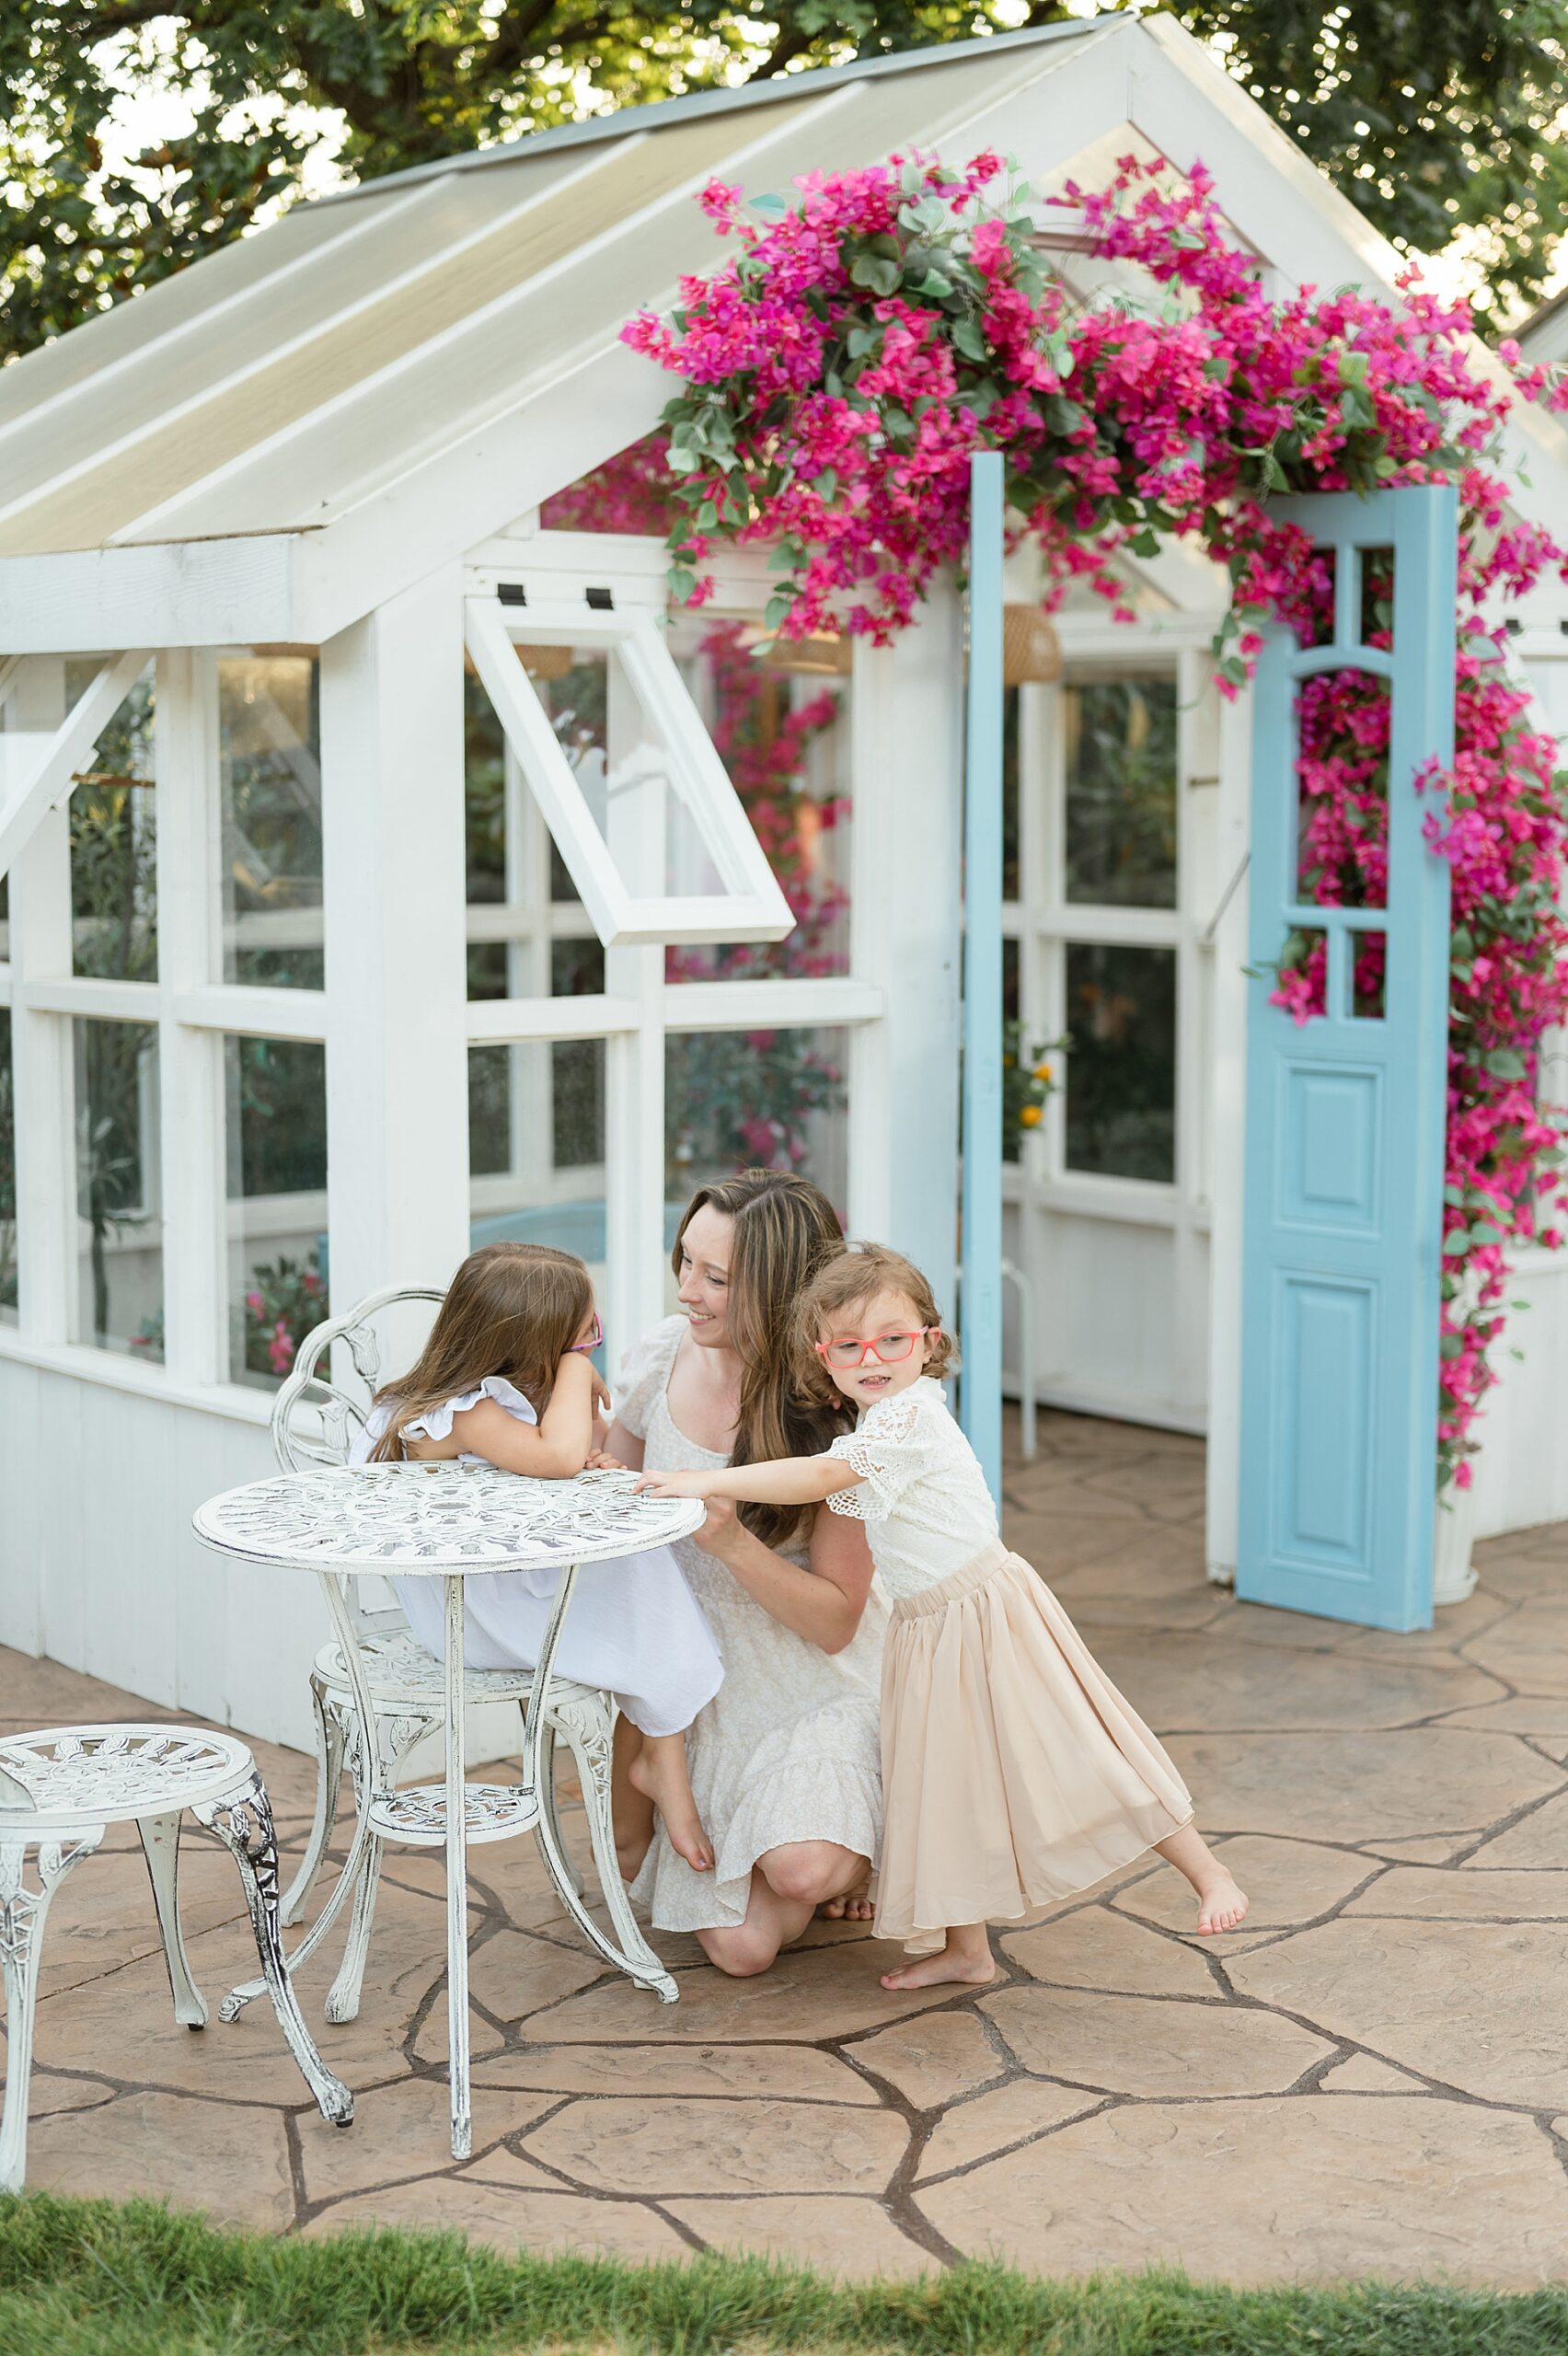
left=604, top=660, right=667, bottom=1351
left=1204, top=679, right=1252, bottom=1586
left=9, top=661, right=74, bottom=1346
left=850, top=582, right=964, bottom=1310
left=156, top=650, right=226, bottom=1385
left=320, top=568, right=470, bottom=1331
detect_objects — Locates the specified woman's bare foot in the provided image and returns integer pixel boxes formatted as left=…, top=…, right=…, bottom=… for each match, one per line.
left=1194, top=1868, right=1249, bottom=1935
left=628, top=1734, right=713, bottom=1873
left=818, top=1876, right=874, bottom=1923
left=880, top=1925, right=995, bottom=1992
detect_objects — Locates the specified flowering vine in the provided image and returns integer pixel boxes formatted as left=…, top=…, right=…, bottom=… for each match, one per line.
left=613, top=148, right=1568, bottom=1493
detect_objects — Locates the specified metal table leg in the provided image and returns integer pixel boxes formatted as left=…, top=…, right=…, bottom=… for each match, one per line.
left=523, top=1562, right=678, bottom=2004
left=443, top=1572, right=471, bottom=2161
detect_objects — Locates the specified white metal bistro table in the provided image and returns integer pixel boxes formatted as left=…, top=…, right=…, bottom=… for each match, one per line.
left=192, top=1461, right=704, bottom=2158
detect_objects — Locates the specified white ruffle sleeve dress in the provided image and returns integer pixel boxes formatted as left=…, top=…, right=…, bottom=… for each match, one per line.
left=827, top=1377, right=1193, bottom=1950
left=620, top=1317, right=889, bottom=1934
left=350, top=1377, right=722, bottom=1738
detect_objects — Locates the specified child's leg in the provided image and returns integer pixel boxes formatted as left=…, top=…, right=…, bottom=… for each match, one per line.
left=1154, top=1822, right=1249, bottom=1934
left=611, top=1716, right=655, bottom=1881
left=628, top=1730, right=713, bottom=1873
left=880, top=1922, right=996, bottom=1992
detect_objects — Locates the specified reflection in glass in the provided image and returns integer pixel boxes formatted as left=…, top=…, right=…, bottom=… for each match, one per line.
left=1064, top=676, right=1177, bottom=909
left=665, top=1025, right=847, bottom=1212
left=225, top=1034, right=329, bottom=1388
left=665, top=617, right=851, bottom=981
left=220, top=653, right=323, bottom=988
left=1064, top=945, right=1176, bottom=1183
left=468, top=1043, right=607, bottom=1281
left=73, top=1018, right=163, bottom=1358
left=71, top=668, right=156, bottom=980
left=0, top=1011, right=14, bottom=1324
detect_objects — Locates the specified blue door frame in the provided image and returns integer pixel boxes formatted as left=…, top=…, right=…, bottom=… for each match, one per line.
left=1238, top=485, right=1457, bottom=1630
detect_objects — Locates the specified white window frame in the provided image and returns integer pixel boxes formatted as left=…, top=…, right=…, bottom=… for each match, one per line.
left=0, top=545, right=896, bottom=1412
left=464, top=593, right=795, bottom=949
left=1004, top=617, right=1224, bottom=1427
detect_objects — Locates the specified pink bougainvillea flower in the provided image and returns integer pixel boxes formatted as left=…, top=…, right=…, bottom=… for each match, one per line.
left=609, top=149, right=1568, bottom=1492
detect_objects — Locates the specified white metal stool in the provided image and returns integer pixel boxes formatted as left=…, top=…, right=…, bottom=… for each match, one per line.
left=0, top=1724, right=353, bottom=2190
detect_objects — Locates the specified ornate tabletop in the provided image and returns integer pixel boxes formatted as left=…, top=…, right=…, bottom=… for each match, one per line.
left=192, top=1462, right=704, bottom=1575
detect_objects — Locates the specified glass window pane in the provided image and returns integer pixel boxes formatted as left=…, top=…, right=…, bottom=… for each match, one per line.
left=468, top=1042, right=608, bottom=1272
left=225, top=1035, right=329, bottom=1388
left=665, top=616, right=852, bottom=981
left=1003, top=685, right=1020, bottom=904
left=73, top=1018, right=162, bottom=1358
left=0, top=1011, right=14, bottom=1325
left=1064, top=676, right=1178, bottom=910
left=1064, top=945, right=1176, bottom=1184
left=665, top=1025, right=848, bottom=1215
left=465, top=665, right=601, bottom=1001
left=71, top=666, right=156, bottom=980
left=220, top=652, right=323, bottom=988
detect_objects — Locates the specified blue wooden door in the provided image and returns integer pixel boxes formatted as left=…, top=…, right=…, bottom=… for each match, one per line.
left=1238, top=485, right=1457, bottom=1629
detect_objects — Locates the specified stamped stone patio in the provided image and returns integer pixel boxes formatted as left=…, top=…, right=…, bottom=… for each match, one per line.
left=6, top=1409, right=1568, bottom=2286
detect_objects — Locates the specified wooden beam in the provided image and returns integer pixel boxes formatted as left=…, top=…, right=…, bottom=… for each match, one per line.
left=0, top=651, right=150, bottom=884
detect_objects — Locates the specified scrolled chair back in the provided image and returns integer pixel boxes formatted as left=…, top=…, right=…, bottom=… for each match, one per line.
left=269, top=1287, right=445, bottom=1474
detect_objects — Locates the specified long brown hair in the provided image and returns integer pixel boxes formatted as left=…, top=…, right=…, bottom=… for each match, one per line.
left=369, top=1243, right=593, bottom=1461
left=672, top=1170, right=850, bottom=1546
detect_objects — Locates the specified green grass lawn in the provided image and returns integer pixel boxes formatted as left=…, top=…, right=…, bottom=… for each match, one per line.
left=2, top=2192, right=1564, bottom=2356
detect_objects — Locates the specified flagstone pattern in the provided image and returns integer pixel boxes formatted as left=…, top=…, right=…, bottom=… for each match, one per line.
left=5, top=1410, right=1567, bottom=2283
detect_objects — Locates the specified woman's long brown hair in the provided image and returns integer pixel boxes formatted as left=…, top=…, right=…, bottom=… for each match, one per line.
left=369, top=1242, right=593, bottom=1461
left=672, top=1170, right=849, bottom=1547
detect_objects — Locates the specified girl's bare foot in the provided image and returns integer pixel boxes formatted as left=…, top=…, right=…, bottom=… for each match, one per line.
left=1155, top=1824, right=1249, bottom=1934
left=1194, top=1869, right=1249, bottom=1934
left=611, top=1717, right=653, bottom=1881
left=818, top=1876, right=874, bottom=1923
left=880, top=1926, right=995, bottom=1991
left=628, top=1735, right=713, bottom=1873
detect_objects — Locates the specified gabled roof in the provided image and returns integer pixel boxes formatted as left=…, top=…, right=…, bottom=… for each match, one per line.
left=2, top=13, right=1565, bottom=651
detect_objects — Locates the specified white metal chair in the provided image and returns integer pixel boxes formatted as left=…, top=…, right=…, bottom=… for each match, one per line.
left=0, top=1724, right=352, bottom=2189
left=271, top=1288, right=640, bottom=2024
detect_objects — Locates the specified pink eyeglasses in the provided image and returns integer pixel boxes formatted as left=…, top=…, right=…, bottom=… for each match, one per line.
left=567, top=1311, right=604, bottom=1354
left=814, top=1327, right=940, bottom=1370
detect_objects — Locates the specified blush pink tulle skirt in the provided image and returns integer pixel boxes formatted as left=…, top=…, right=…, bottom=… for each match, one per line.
left=874, top=1538, right=1193, bottom=1951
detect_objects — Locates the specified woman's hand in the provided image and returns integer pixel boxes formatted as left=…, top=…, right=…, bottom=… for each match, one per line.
left=635, top=1467, right=718, bottom=1501
left=583, top=1449, right=628, bottom=1472
left=692, top=1495, right=743, bottom=1560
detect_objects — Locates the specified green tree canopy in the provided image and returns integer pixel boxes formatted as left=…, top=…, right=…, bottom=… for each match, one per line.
left=3, top=1, right=1563, bottom=364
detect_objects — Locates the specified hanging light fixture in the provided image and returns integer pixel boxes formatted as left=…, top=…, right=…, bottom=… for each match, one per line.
left=760, top=631, right=854, bottom=676
left=1002, top=603, right=1062, bottom=686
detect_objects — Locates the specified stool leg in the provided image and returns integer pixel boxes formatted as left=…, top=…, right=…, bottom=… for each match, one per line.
left=192, top=1773, right=353, bottom=2128
left=137, top=1812, right=207, bottom=2028
left=282, top=1673, right=346, bottom=1928
left=1, top=1828, right=103, bottom=2192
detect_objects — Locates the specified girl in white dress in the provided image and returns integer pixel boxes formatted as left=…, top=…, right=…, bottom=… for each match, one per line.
left=641, top=1242, right=1250, bottom=1988
left=352, top=1242, right=722, bottom=1869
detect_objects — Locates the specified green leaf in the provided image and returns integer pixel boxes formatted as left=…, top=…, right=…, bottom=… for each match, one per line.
left=848, top=254, right=901, bottom=298
left=952, top=318, right=988, bottom=364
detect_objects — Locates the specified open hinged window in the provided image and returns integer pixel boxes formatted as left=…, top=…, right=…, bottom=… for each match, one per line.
left=463, top=595, right=795, bottom=949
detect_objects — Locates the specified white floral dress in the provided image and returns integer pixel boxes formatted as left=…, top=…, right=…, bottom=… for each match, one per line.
left=621, top=1317, right=888, bottom=1934
left=351, top=1377, right=722, bottom=1738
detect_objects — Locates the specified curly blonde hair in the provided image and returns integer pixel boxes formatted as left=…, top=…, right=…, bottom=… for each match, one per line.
left=795, top=1242, right=955, bottom=1400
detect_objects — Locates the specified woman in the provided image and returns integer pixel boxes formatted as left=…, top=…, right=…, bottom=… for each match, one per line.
left=604, top=1170, right=886, bottom=1977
